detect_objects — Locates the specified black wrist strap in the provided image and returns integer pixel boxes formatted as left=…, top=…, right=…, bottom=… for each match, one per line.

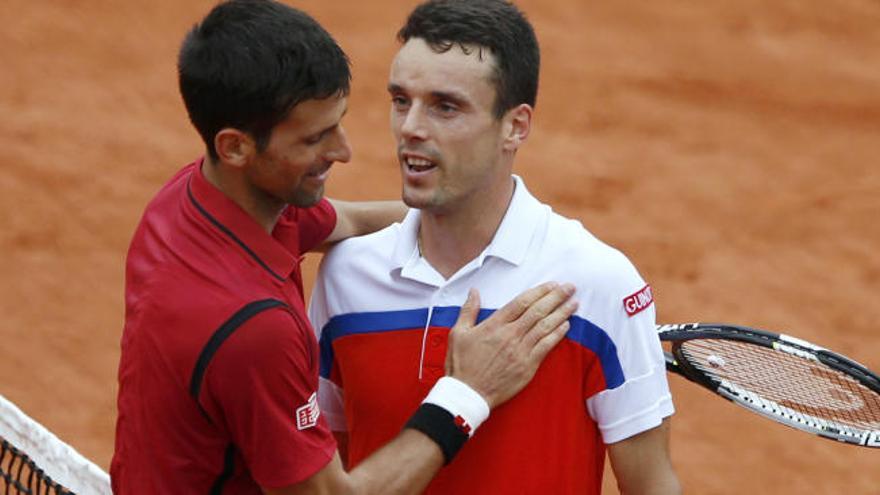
left=404, top=403, right=469, bottom=465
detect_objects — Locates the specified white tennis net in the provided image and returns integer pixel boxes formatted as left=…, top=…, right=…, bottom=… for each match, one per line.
left=0, top=393, right=110, bottom=494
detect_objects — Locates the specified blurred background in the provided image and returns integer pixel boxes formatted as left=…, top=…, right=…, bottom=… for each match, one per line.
left=1, top=0, right=878, bottom=493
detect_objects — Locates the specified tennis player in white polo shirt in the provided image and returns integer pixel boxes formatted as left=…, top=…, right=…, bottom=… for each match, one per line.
left=309, top=1, right=680, bottom=493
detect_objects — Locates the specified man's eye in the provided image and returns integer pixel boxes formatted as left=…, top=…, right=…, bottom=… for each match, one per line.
left=437, top=102, right=458, bottom=114
left=391, top=95, right=409, bottom=107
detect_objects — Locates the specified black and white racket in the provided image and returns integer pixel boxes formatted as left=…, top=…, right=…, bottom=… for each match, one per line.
left=657, top=322, right=880, bottom=448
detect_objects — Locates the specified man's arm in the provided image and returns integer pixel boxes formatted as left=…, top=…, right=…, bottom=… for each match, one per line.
left=323, top=199, right=408, bottom=245
left=607, top=418, right=681, bottom=495
left=268, top=429, right=443, bottom=495
left=266, top=282, right=578, bottom=495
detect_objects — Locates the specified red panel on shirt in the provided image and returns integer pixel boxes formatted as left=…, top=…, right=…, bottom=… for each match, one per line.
left=334, top=329, right=607, bottom=495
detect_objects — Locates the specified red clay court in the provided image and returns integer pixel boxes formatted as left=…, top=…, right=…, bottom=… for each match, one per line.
left=1, top=1, right=878, bottom=493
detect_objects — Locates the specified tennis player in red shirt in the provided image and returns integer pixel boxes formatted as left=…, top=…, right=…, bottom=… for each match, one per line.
left=110, top=1, right=577, bottom=494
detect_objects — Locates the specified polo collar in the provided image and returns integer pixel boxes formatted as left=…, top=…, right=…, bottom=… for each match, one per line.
left=391, top=175, right=546, bottom=277
left=391, top=208, right=421, bottom=269
left=188, top=158, right=297, bottom=282
left=484, top=175, right=545, bottom=265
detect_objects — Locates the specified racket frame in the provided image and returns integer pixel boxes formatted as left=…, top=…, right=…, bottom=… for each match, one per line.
left=658, top=322, right=880, bottom=448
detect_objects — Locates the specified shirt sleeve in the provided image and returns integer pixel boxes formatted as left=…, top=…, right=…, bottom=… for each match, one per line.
left=202, top=306, right=337, bottom=489
left=586, top=302, right=674, bottom=444
left=581, top=260, right=674, bottom=444
left=308, top=262, right=348, bottom=431
left=290, top=198, right=337, bottom=253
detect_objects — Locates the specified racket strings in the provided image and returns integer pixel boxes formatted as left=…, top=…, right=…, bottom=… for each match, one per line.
left=679, top=339, right=880, bottom=432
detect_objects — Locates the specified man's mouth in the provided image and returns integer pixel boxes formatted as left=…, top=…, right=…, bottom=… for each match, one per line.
left=403, top=155, right=437, bottom=173
left=306, top=163, right=332, bottom=180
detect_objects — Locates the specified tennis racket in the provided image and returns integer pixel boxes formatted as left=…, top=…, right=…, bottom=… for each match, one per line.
left=657, top=322, right=880, bottom=448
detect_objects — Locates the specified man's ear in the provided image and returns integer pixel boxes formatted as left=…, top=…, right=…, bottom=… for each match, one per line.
left=501, top=104, right=533, bottom=152
left=214, top=128, right=256, bottom=168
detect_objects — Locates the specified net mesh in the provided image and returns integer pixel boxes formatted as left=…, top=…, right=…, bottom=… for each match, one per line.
left=678, top=339, right=880, bottom=431
left=0, top=394, right=110, bottom=495
left=1, top=439, right=70, bottom=494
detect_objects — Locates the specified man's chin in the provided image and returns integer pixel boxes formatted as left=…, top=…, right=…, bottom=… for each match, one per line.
left=288, top=187, right=324, bottom=208
left=402, top=189, right=439, bottom=211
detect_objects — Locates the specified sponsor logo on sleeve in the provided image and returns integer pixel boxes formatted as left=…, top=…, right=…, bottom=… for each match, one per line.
left=295, top=392, right=320, bottom=430
left=623, top=284, right=653, bottom=317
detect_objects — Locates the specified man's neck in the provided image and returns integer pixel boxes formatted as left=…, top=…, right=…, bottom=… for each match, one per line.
left=201, top=157, right=284, bottom=234
left=418, top=176, right=515, bottom=279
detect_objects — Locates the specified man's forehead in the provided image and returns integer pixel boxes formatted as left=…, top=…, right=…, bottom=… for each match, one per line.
left=396, top=38, right=494, bottom=71
left=391, top=38, right=495, bottom=88
left=283, top=94, right=347, bottom=131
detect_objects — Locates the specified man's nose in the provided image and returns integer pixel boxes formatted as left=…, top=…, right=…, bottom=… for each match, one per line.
left=324, top=126, right=352, bottom=163
left=399, top=104, right=429, bottom=141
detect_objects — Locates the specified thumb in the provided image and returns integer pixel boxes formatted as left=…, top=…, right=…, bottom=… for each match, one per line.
left=454, top=288, right=481, bottom=332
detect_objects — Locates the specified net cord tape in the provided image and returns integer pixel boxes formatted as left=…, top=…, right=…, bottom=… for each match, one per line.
left=0, top=394, right=111, bottom=494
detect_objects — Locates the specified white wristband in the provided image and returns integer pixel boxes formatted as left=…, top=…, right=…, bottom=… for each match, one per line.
left=423, top=377, right=490, bottom=437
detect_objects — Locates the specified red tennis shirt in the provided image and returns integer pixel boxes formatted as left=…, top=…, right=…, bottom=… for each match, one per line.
left=111, top=158, right=338, bottom=493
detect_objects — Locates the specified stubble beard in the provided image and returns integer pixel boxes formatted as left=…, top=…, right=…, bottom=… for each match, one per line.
left=287, top=184, right=324, bottom=208
left=403, top=183, right=455, bottom=215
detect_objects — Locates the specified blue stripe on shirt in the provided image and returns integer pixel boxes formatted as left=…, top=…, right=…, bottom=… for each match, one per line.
left=318, top=307, right=624, bottom=390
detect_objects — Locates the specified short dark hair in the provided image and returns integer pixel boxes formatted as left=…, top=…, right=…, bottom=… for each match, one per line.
left=178, top=0, right=351, bottom=160
left=397, top=0, right=539, bottom=118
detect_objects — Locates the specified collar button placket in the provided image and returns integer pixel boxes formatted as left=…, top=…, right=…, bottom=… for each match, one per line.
left=417, top=286, right=445, bottom=383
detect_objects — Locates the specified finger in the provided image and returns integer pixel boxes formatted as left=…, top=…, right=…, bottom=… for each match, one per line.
left=452, top=288, right=481, bottom=333
left=521, top=297, right=578, bottom=348
left=444, top=328, right=455, bottom=374
left=529, top=319, right=571, bottom=362
left=512, top=283, right=576, bottom=339
left=489, top=282, right=558, bottom=324
left=447, top=289, right=480, bottom=374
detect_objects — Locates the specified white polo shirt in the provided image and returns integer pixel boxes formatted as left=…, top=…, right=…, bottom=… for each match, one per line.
left=309, top=176, right=673, bottom=494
